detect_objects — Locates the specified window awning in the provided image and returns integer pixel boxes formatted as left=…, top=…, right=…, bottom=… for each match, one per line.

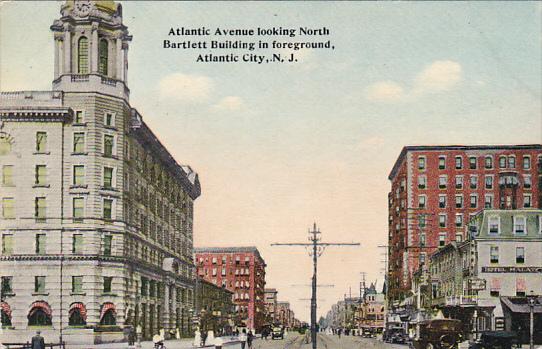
left=29, top=301, right=52, bottom=317
left=100, top=302, right=116, bottom=319
left=501, top=297, right=542, bottom=314
left=1, top=301, right=12, bottom=318
left=69, top=302, right=87, bottom=320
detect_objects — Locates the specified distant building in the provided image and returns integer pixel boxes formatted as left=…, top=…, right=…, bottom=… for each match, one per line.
left=194, top=247, right=266, bottom=331
left=359, top=284, right=385, bottom=332
left=264, top=288, right=278, bottom=324
left=196, top=278, right=234, bottom=334
left=388, top=145, right=542, bottom=303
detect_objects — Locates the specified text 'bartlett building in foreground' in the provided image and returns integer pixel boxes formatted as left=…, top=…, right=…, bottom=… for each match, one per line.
left=0, top=0, right=200, bottom=344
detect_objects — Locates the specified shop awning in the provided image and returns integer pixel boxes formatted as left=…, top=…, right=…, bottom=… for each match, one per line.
left=1, top=301, right=12, bottom=318
left=29, top=301, right=52, bottom=317
left=501, top=297, right=542, bottom=314
left=69, top=302, right=87, bottom=320
left=100, top=302, right=116, bottom=320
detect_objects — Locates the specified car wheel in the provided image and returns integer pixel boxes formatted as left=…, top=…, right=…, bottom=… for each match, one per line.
left=426, top=343, right=434, bottom=349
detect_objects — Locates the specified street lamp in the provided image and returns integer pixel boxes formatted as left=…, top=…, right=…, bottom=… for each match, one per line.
left=527, top=290, right=536, bottom=349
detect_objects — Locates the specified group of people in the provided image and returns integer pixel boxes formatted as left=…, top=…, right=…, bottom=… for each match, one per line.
left=237, top=328, right=254, bottom=349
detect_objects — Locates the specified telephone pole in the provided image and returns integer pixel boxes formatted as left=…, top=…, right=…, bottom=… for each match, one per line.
left=272, top=223, right=360, bottom=349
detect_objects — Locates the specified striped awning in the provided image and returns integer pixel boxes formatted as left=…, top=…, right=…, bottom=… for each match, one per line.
left=100, top=302, right=116, bottom=320
left=0, top=301, right=12, bottom=318
left=29, top=301, right=52, bottom=317
left=69, top=302, right=87, bottom=320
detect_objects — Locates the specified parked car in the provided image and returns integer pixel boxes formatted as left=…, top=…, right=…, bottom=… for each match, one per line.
left=411, top=319, right=463, bottom=349
left=385, top=327, right=407, bottom=344
left=272, top=326, right=284, bottom=340
left=469, top=331, right=517, bottom=349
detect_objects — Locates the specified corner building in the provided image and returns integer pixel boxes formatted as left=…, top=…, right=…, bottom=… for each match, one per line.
left=0, top=1, right=200, bottom=344
left=387, top=145, right=542, bottom=304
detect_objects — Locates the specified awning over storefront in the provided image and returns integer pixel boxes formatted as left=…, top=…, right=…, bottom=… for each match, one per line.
left=100, top=302, right=116, bottom=320
left=69, top=302, right=87, bottom=320
left=29, top=301, right=52, bottom=317
left=1, top=301, right=12, bottom=318
left=501, top=296, right=542, bottom=314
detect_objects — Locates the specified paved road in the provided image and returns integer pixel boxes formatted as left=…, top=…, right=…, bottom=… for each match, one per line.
left=250, top=333, right=406, bottom=349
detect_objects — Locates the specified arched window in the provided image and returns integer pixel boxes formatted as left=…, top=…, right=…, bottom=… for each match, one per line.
left=28, top=301, right=52, bottom=326
left=69, top=302, right=87, bottom=326
left=98, top=39, right=109, bottom=75
left=78, top=37, right=89, bottom=74
left=100, top=302, right=116, bottom=326
left=0, top=134, right=12, bottom=155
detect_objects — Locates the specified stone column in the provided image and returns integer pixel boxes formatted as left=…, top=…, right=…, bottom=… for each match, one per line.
left=163, top=281, right=170, bottom=335
left=116, top=37, right=123, bottom=80
left=54, top=35, right=61, bottom=79
left=63, top=25, right=71, bottom=74
left=171, top=284, right=177, bottom=329
left=123, top=43, right=129, bottom=85
left=91, top=23, right=99, bottom=73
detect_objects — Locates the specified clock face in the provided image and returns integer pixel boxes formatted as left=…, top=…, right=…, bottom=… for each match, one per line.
left=74, top=0, right=92, bottom=17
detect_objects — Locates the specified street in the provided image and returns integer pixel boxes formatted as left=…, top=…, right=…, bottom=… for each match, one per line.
left=251, top=333, right=406, bottom=349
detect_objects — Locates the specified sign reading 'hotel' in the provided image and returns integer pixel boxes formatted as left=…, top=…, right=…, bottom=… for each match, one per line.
left=481, top=266, right=542, bottom=273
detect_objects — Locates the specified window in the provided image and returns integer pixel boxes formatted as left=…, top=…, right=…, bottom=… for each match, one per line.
left=470, top=176, right=478, bottom=189
left=523, top=156, right=531, bottom=170
left=490, top=246, right=499, bottom=264
left=73, top=133, right=85, bottom=153
left=34, top=276, right=46, bottom=293
left=78, top=37, right=89, bottom=74
left=439, top=156, right=446, bottom=169
left=485, top=195, right=493, bottom=209
left=455, top=176, right=463, bottom=189
left=73, top=165, right=85, bottom=186
left=439, top=214, right=447, bottom=228
left=418, top=157, right=426, bottom=170
left=2, top=165, right=13, bottom=186
left=103, top=199, right=113, bottom=220
left=103, top=167, right=114, bottom=188
left=470, top=195, right=477, bottom=208
left=104, top=135, right=114, bottom=157
left=221, top=268, right=226, bottom=276
left=420, top=234, right=426, bottom=247
left=524, top=195, right=532, bottom=208
left=489, top=216, right=500, bottom=234
left=99, top=39, right=109, bottom=75
left=516, top=278, right=526, bottom=297
left=455, top=195, right=463, bottom=208
left=508, top=156, right=516, bottom=169
left=455, top=214, right=463, bottom=227
left=212, top=257, right=217, bottom=264
left=485, top=176, right=493, bottom=189
left=35, top=165, right=47, bottom=186
left=418, top=215, right=427, bottom=228
left=490, top=278, right=500, bottom=297
left=418, top=195, right=426, bottom=208
left=35, top=234, right=46, bottom=255
left=36, top=132, right=47, bottom=153
left=103, top=277, right=113, bottom=293
left=516, top=247, right=525, bottom=264
left=524, top=175, right=531, bottom=189
left=72, top=276, right=83, bottom=293
left=2, top=234, right=13, bottom=255
left=73, top=198, right=84, bottom=223
left=439, top=233, right=446, bottom=247
left=2, top=198, right=14, bottom=219
left=499, top=156, right=507, bottom=168
left=104, top=113, right=115, bottom=127
left=212, top=268, right=217, bottom=276
left=418, top=176, right=427, bottom=189
left=469, top=157, right=477, bottom=169
left=35, top=197, right=46, bottom=222
left=72, top=234, right=83, bottom=254
left=103, top=235, right=112, bottom=256
left=455, top=156, right=462, bottom=169
left=514, top=216, right=526, bottom=234
left=74, top=110, right=84, bottom=124
left=455, top=233, right=463, bottom=242
left=1, top=276, right=13, bottom=296
left=439, top=176, right=447, bottom=189
left=484, top=156, right=493, bottom=169
left=0, top=135, right=11, bottom=155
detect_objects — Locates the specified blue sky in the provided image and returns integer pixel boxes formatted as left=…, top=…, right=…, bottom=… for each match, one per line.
left=1, top=1, right=541, bottom=321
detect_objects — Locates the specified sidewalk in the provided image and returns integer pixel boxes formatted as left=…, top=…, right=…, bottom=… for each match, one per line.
left=68, top=337, right=242, bottom=349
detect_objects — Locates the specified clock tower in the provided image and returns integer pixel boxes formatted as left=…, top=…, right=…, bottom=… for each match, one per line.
left=50, top=0, right=132, bottom=100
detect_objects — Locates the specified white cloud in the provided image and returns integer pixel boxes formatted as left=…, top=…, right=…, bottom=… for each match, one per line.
left=158, top=73, right=213, bottom=103
left=365, top=81, right=405, bottom=102
left=211, top=96, right=246, bottom=112
left=414, top=60, right=462, bottom=93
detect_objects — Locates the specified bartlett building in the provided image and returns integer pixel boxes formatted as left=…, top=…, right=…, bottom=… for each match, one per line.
left=0, top=0, right=200, bottom=344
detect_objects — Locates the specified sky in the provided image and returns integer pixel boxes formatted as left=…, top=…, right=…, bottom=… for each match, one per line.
left=1, top=1, right=541, bottom=322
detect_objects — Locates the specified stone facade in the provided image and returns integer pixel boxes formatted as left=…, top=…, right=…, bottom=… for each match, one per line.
left=0, top=0, right=200, bottom=344
left=196, top=279, right=234, bottom=334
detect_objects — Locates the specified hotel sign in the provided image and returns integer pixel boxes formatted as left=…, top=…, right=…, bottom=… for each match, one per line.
left=481, top=266, right=542, bottom=273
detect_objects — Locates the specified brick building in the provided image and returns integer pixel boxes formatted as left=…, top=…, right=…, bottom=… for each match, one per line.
left=264, top=288, right=278, bottom=324
left=387, top=145, right=542, bottom=303
left=194, top=247, right=266, bottom=331
left=0, top=1, right=200, bottom=344
left=196, top=279, right=234, bottom=334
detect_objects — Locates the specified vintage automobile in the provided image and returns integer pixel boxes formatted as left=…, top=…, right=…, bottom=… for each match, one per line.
left=271, top=326, right=284, bottom=340
left=411, top=319, right=463, bottom=349
left=468, top=331, right=517, bottom=349
left=361, top=327, right=374, bottom=338
left=385, top=326, right=408, bottom=344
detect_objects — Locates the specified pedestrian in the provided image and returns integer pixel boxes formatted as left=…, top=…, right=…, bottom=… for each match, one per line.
left=247, top=330, right=254, bottom=349
left=128, top=327, right=136, bottom=346
left=337, top=328, right=341, bottom=339
left=31, top=331, right=45, bottom=349
left=239, top=329, right=247, bottom=349
left=201, top=330, right=208, bottom=347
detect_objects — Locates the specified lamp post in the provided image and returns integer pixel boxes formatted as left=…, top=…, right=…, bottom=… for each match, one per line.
left=527, top=291, right=536, bottom=349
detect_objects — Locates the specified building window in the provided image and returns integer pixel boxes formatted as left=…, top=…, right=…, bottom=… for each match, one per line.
left=439, top=156, right=446, bottom=170
left=2, top=234, right=13, bottom=255
left=418, top=195, right=426, bottom=208
left=484, top=156, right=493, bottom=169
left=455, top=214, right=463, bottom=227
left=469, top=157, right=477, bottom=169
left=2, top=165, right=13, bottom=186
left=488, top=216, right=500, bottom=234
left=73, top=165, right=85, bottom=186
left=2, top=198, right=15, bottom=219
left=1, top=276, right=13, bottom=296
left=470, top=176, right=478, bottom=189
left=524, top=195, right=532, bottom=208
left=439, top=233, right=446, bottom=247
left=35, top=234, right=46, bottom=255
left=74, top=110, right=84, bottom=124
left=104, top=113, right=115, bottom=127
left=516, top=278, right=526, bottom=297
left=514, top=216, right=526, bottom=234
left=524, top=175, right=531, bottom=189
left=73, top=133, right=85, bottom=153
left=103, top=235, right=112, bottom=256
left=508, top=156, right=516, bottom=169
left=72, top=276, right=83, bottom=293
left=455, top=195, right=463, bottom=208
left=98, top=39, right=109, bottom=75
left=455, top=156, right=462, bottom=169
left=103, top=167, right=114, bottom=188
left=418, top=157, right=426, bottom=170
left=72, top=234, right=83, bottom=254
left=35, top=197, right=46, bottom=222
left=104, top=135, right=115, bottom=157
left=455, top=176, right=463, bottom=189
left=103, top=199, right=113, bottom=220
left=78, top=36, right=89, bottom=74
left=439, top=176, right=447, bottom=189
left=439, top=214, right=446, bottom=228
left=485, top=195, right=493, bottom=209
left=36, top=132, right=47, bottom=153
left=523, top=156, right=531, bottom=170
left=470, top=195, right=477, bottom=208
left=516, top=247, right=525, bottom=264
left=34, top=276, right=46, bottom=294
left=485, top=176, right=493, bottom=189
left=73, top=197, right=84, bottom=223
left=103, top=277, right=113, bottom=293
left=490, top=278, right=500, bottom=297
left=418, top=176, right=427, bottom=189
left=455, top=233, right=463, bottom=242
left=420, top=233, right=426, bottom=247
left=35, top=165, right=47, bottom=186
left=490, top=246, right=499, bottom=264
left=499, top=156, right=507, bottom=169
left=418, top=215, right=427, bottom=228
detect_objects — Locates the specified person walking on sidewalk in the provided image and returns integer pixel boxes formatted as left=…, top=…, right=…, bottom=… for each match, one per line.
left=239, top=329, right=247, bottom=349
left=247, top=330, right=254, bottom=349
left=31, top=331, right=45, bottom=349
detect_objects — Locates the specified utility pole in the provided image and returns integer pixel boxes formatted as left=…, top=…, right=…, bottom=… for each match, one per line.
left=272, top=223, right=359, bottom=349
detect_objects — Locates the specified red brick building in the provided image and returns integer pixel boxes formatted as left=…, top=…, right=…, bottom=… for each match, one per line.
left=194, top=247, right=266, bottom=331
left=387, top=145, right=542, bottom=303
